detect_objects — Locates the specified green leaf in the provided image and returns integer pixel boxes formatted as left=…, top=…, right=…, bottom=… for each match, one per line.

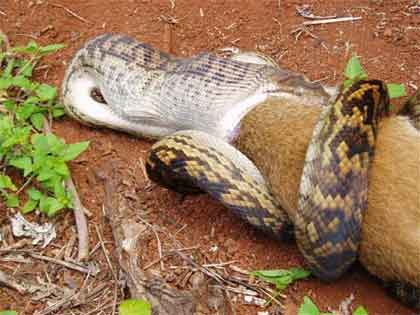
left=12, top=40, right=39, bottom=54
left=27, top=187, right=42, bottom=201
left=3, top=58, right=15, bottom=77
left=52, top=160, right=70, bottom=177
left=37, top=167, right=56, bottom=181
left=0, top=175, right=17, bottom=191
left=17, top=60, right=34, bottom=77
left=353, top=306, right=368, bottom=315
left=344, top=55, right=368, bottom=81
left=52, top=107, right=66, bottom=118
left=62, top=141, right=89, bottom=161
left=35, top=84, right=57, bottom=101
left=290, top=268, right=312, bottom=280
left=30, top=113, right=45, bottom=130
left=0, top=77, right=12, bottom=90
left=39, top=195, right=64, bottom=216
left=0, top=311, right=18, bottom=315
left=39, top=44, right=65, bottom=55
left=252, top=269, right=290, bottom=278
left=16, top=102, right=37, bottom=121
left=119, top=299, right=152, bottom=315
left=275, top=274, right=293, bottom=290
left=251, top=267, right=311, bottom=291
left=22, top=198, right=38, bottom=213
left=32, top=134, right=49, bottom=152
left=3, top=100, right=16, bottom=112
left=10, top=156, right=33, bottom=177
left=6, top=194, right=19, bottom=208
left=299, top=296, right=320, bottom=315
left=387, top=83, right=406, bottom=99
left=12, top=76, right=34, bottom=90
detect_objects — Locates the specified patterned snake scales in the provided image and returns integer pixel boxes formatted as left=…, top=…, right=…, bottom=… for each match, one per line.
left=61, top=34, right=418, bottom=307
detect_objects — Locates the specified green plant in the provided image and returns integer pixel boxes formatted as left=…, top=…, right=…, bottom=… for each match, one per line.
left=251, top=267, right=311, bottom=291
left=344, top=55, right=406, bottom=99
left=298, top=296, right=368, bottom=315
left=0, top=36, right=89, bottom=216
left=0, top=311, right=18, bottom=315
left=119, top=299, right=151, bottom=315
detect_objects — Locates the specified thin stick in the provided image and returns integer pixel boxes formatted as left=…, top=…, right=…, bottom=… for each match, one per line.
left=0, top=249, right=94, bottom=274
left=303, top=16, right=361, bottom=26
left=94, top=225, right=118, bottom=282
left=49, top=3, right=92, bottom=24
left=66, top=179, right=90, bottom=260
left=43, top=117, right=90, bottom=260
left=137, top=217, right=165, bottom=271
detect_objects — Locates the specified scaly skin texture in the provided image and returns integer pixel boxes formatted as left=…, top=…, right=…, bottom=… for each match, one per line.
left=62, top=34, right=420, bottom=308
left=62, top=33, right=330, bottom=141
left=296, top=81, right=389, bottom=280
left=236, top=95, right=420, bottom=308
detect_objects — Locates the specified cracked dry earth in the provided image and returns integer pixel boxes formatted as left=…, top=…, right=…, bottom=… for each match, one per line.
left=0, top=1, right=419, bottom=315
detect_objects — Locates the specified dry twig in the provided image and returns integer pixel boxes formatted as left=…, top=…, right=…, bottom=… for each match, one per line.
left=137, top=216, right=165, bottom=271
left=49, top=3, right=92, bottom=24
left=94, top=225, right=118, bottom=282
left=43, top=117, right=90, bottom=260
left=303, top=16, right=361, bottom=26
left=0, top=249, right=96, bottom=274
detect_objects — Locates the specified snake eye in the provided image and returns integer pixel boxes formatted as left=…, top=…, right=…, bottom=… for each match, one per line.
left=90, top=87, right=107, bottom=104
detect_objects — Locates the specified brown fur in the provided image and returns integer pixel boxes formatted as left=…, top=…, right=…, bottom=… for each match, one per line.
left=236, top=97, right=420, bottom=289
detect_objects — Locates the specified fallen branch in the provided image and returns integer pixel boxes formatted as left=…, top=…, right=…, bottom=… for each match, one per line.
left=66, top=178, right=90, bottom=260
left=97, top=162, right=196, bottom=315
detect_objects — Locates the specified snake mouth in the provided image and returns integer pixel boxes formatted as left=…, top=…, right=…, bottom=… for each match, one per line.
left=90, top=87, right=107, bottom=105
left=62, top=69, right=117, bottom=126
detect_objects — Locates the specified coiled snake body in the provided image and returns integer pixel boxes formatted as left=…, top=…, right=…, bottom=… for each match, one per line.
left=62, top=34, right=418, bottom=308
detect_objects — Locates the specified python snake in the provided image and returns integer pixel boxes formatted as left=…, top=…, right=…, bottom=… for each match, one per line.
left=61, top=33, right=418, bottom=308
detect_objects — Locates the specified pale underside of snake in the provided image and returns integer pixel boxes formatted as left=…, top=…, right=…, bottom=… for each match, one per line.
left=61, top=33, right=420, bottom=308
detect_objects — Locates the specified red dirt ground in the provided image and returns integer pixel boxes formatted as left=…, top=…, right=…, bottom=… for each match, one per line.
left=0, top=1, right=419, bottom=314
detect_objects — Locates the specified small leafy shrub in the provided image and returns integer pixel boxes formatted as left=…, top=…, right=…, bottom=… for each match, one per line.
left=0, top=37, right=89, bottom=216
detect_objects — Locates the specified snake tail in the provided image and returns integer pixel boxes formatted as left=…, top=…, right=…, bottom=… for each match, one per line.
left=146, top=130, right=294, bottom=240
left=296, top=80, right=390, bottom=280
